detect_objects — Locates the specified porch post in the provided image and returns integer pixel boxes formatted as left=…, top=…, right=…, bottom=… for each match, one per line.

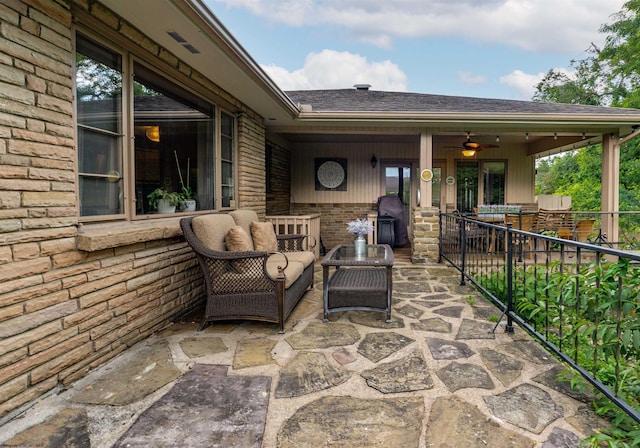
left=412, top=132, right=439, bottom=263
left=601, top=132, right=620, bottom=244
left=419, top=132, right=432, bottom=207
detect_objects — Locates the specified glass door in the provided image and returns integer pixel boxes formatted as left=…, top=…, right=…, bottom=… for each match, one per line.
left=382, top=163, right=411, bottom=224
left=456, top=161, right=479, bottom=213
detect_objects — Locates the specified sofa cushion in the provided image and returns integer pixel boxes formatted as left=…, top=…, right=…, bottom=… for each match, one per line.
left=225, top=226, right=253, bottom=252
left=271, top=251, right=315, bottom=268
left=192, top=214, right=236, bottom=251
left=251, top=221, right=277, bottom=252
left=266, top=260, right=304, bottom=289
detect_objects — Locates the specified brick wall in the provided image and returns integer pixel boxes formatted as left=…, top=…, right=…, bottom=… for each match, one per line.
left=266, top=141, right=291, bottom=215
left=0, top=0, right=266, bottom=420
left=237, top=114, right=266, bottom=217
left=291, top=203, right=377, bottom=250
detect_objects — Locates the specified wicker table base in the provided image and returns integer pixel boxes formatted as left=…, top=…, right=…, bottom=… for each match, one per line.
left=321, top=244, right=394, bottom=323
left=324, top=268, right=391, bottom=321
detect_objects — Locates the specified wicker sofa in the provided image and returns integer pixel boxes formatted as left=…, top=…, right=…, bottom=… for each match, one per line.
left=180, top=210, right=315, bottom=333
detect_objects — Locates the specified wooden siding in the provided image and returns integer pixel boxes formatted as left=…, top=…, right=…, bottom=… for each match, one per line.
left=290, top=141, right=418, bottom=204
left=290, top=139, right=536, bottom=208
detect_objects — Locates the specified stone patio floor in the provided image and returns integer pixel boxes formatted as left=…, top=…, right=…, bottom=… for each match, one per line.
left=0, top=259, right=609, bottom=447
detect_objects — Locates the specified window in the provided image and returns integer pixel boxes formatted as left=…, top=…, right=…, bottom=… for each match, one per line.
left=220, top=111, right=234, bottom=207
left=132, top=63, right=215, bottom=214
left=75, top=34, right=235, bottom=219
left=455, top=160, right=506, bottom=213
left=75, top=36, right=124, bottom=217
left=482, top=161, right=506, bottom=205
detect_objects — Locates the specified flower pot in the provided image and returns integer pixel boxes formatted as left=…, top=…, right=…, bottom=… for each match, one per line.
left=157, top=199, right=176, bottom=214
left=181, top=199, right=196, bottom=212
left=354, top=234, right=366, bottom=258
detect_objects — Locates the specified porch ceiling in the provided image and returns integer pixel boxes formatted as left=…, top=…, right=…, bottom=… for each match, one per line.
left=273, top=130, right=613, bottom=158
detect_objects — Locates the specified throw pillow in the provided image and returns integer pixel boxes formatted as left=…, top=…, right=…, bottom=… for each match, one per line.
left=251, top=221, right=277, bottom=252
left=225, top=226, right=253, bottom=274
left=225, top=225, right=253, bottom=252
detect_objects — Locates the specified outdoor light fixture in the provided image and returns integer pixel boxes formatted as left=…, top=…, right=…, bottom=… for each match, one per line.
left=146, top=126, right=160, bottom=142
left=554, top=132, right=557, bottom=140
left=370, top=154, right=377, bottom=168
left=525, top=132, right=529, bottom=140
left=496, top=136, right=500, bottom=142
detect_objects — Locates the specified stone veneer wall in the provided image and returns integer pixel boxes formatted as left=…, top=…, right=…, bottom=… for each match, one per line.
left=291, top=203, right=377, bottom=250
left=266, top=142, right=291, bottom=216
left=0, top=0, right=266, bottom=420
left=412, top=207, right=440, bottom=263
left=237, top=114, right=266, bottom=217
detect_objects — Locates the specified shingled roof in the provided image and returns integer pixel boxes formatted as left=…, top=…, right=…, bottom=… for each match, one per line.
left=285, top=89, right=640, bottom=116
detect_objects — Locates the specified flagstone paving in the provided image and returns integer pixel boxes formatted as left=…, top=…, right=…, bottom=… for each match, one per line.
left=0, top=259, right=609, bottom=447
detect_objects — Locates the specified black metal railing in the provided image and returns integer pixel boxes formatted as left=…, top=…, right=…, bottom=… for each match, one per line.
left=439, top=211, right=640, bottom=425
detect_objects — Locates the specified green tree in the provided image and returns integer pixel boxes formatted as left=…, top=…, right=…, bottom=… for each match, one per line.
left=533, top=0, right=640, bottom=216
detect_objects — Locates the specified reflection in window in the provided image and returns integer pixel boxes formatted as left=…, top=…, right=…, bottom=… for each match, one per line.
left=133, top=63, right=215, bottom=214
left=483, top=161, right=506, bottom=205
left=76, top=35, right=123, bottom=217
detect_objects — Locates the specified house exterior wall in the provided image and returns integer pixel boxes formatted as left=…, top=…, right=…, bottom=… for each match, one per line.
left=0, top=0, right=266, bottom=420
left=266, top=141, right=291, bottom=215
left=288, top=138, right=536, bottom=253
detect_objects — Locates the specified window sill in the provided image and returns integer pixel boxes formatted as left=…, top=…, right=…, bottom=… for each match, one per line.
left=77, top=217, right=184, bottom=252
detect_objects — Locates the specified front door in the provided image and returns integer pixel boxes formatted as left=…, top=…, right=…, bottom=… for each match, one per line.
left=382, top=162, right=412, bottom=225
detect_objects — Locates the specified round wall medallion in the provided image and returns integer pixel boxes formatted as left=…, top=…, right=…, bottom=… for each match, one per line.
left=420, top=169, right=433, bottom=182
left=317, top=160, right=345, bottom=189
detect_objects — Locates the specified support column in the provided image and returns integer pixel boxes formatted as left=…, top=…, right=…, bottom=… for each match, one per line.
left=419, top=132, right=433, bottom=208
left=601, top=132, right=620, bottom=244
left=413, top=132, right=439, bottom=263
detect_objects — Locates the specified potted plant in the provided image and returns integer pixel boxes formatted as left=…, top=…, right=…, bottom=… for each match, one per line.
left=147, top=187, right=181, bottom=214
left=180, top=186, right=196, bottom=212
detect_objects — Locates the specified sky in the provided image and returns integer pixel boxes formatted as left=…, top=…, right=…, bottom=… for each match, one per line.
left=203, top=0, right=627, bottom=101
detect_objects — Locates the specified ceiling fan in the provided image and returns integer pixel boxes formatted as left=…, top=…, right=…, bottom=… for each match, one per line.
left=445, top=137, right=499, bottom=157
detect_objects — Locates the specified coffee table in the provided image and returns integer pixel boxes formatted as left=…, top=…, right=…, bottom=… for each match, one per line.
left=321, top=244, right=394, bottom=322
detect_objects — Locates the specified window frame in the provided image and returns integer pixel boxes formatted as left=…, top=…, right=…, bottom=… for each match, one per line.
left=74, top=31, right=237, bottom=222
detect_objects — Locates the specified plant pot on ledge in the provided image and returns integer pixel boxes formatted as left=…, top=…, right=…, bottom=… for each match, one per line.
left=157, top=199, right=177, bottom=214
left=181, top=199, right=196, bottom=212
left=147, top=188, right=181, bottom=214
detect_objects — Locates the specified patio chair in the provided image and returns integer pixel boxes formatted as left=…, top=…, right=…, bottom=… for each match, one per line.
left=504, top=213, right=536, bottom=259
left=574, top=218, right=595, bottom=242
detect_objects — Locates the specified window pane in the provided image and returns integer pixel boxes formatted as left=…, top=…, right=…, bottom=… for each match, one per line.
left=456, top=161, right=478, bottom=213
left=76, top=35, right=123, bottom=217
left=483, top=161, right=506, bottom=204
left=220, top=111, right=234, bottom=208
left=133, top=64, right=215, bottom=214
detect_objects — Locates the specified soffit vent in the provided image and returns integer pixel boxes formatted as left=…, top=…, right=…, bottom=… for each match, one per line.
left=166, top=30, right=200, bottom=54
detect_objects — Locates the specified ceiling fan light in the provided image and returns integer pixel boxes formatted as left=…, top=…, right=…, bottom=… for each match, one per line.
left=462, top=149, right=476, bottom=157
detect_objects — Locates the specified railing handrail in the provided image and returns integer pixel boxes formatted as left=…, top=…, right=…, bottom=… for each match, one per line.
left=439, top=211, right=640, bottom=425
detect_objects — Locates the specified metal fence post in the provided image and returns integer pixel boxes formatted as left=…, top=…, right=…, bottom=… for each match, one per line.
left=505, top=222, right=514, bottom=333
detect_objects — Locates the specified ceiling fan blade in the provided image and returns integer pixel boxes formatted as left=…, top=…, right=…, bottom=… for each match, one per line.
left=477, top=144, right=499, bottom=150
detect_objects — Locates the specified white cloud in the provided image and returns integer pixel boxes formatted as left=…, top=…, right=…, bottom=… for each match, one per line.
left=211, top=0, right=625, bottom=52
left=261, top=49, right=408, bottom=91
left=499, top=70, right=545, bottom=100
left=499, top=67, right=576, bottom=100
left=458, top=71, right=486, bottom=85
